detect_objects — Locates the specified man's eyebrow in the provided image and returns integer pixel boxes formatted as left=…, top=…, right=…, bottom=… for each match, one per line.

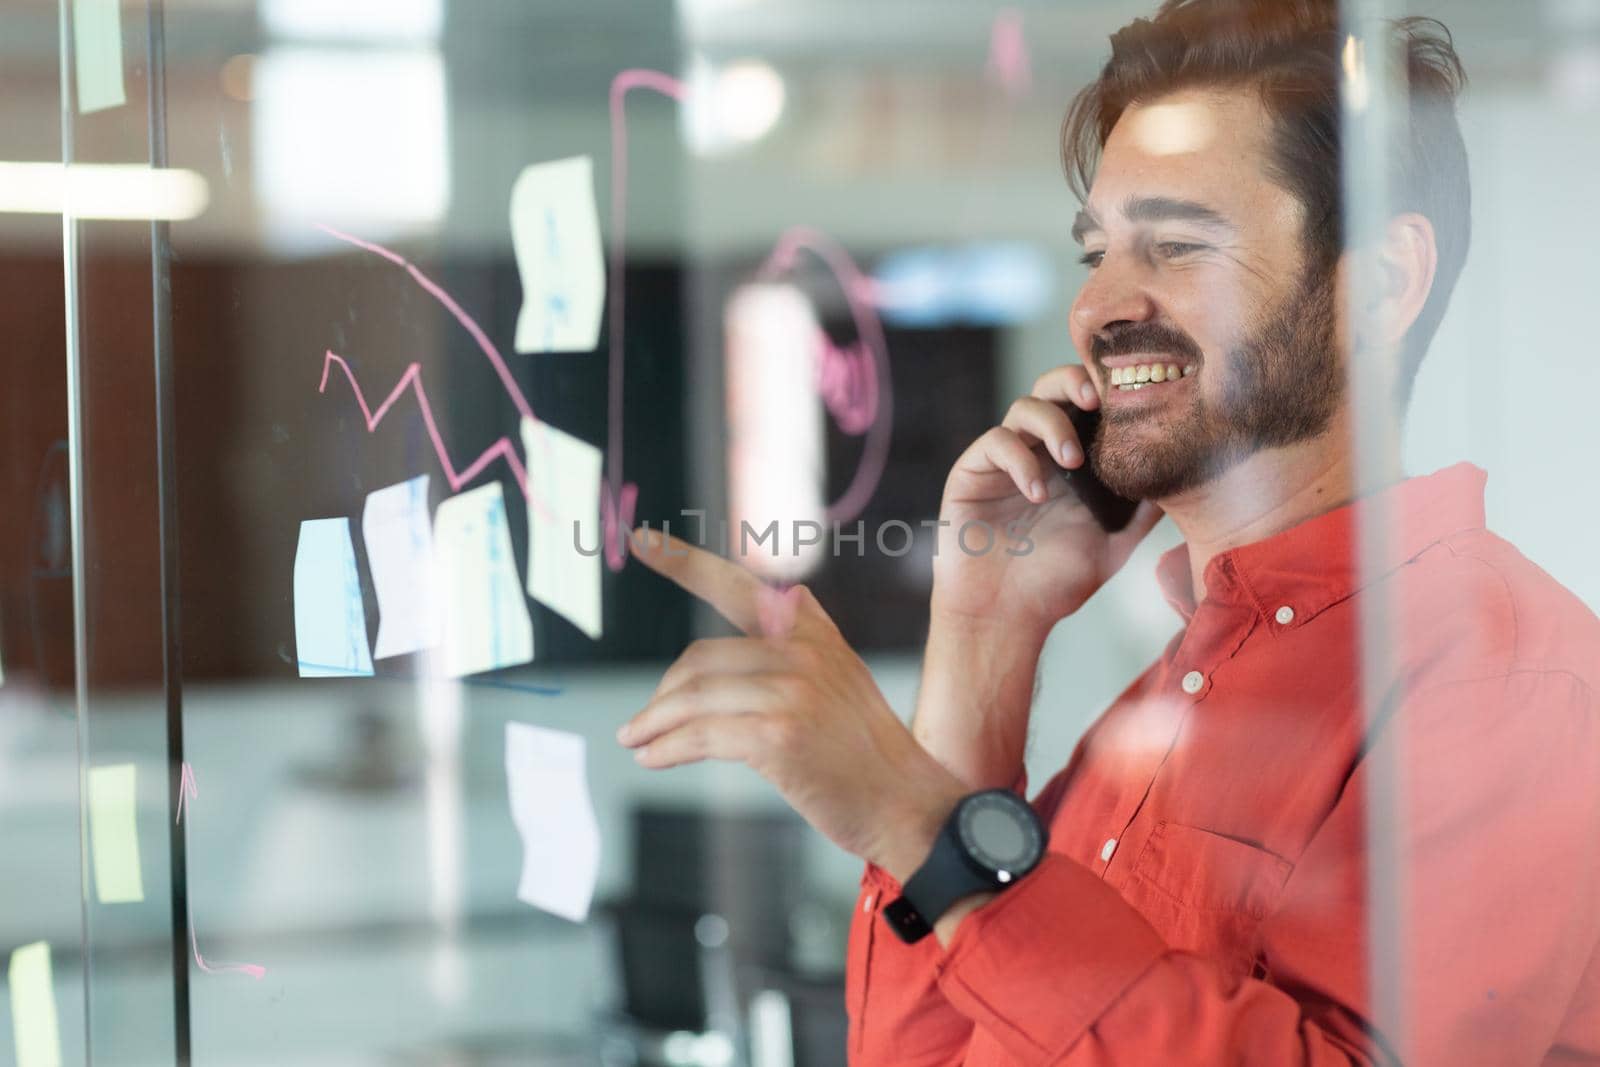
left=1070, top=208, right=1100, bottom=245
left=1072, top=196, right=1234, bottom=245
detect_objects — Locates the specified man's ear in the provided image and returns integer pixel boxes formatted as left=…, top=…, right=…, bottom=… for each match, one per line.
left=1372, top=211, right=1438, bottom=348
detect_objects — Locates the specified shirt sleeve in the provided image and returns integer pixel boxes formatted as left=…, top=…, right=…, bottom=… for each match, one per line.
left=845, top=769, right=1040, bottom=1065
left=850, top=669, right=1600, bottom=1065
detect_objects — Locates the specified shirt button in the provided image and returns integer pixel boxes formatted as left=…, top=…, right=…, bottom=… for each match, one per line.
left=1275, top=605, right=1295, bottom=625
left=1181, top=669, right=1205, bottom=694
left=1100, top=838, right=1118, bottom=862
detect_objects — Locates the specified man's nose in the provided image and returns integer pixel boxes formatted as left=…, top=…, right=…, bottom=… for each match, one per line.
left=1071, top=257, right=1157, bottom=337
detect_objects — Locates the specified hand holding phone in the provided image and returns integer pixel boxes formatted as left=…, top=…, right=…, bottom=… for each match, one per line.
left=919, top=366, right=1164, bottom=790
left=1052, top=401, right=1140, bottom=533
left=931, top=364, right=1161, bottom=634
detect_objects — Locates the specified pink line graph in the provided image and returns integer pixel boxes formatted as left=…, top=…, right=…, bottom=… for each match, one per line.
left=315, top=71, right=894, bottom=575
left=176, top=762, right=266, bottom=980
left=608, top=72, right=895, bottom=527
left=604, top=69, right=686, bottom=569
left=318, top=352, right=560, bottom=523
left=316, top=225, right=535, bottom=425
left=312, top=230, right=568, bottom=528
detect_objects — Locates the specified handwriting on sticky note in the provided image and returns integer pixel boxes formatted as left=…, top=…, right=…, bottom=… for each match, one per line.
left=434, top=484, right=534, bottom=677
left=521, top=417, right=603, bottom=640
left=87, top=763, right=144, bottom=904
left=511, top=156, right=605, bottom=353
left=8, top=941, right=62, bottom=1067
left=505, top=722, right=600, bottom=922
left=72, top=0, right=125, bottom=114
left=294, top=518, right=374, bottom=678
left=363, top=475, right=442, bottom=659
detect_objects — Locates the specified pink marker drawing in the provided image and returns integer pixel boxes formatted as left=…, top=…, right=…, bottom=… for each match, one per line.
left=177, top=762, right=266, bottom=980
left=602, top=69, right=687, bottom=570
left=986, top=8, right=1032, bottom=99
left=757, top=226, right=895, bottom=524
left=175, top=759, right=197, bottom=826
left=318, top=352, right=555, bottom=524
left=814, top=335, right=878, bottom=436
left=316, top=71, right=895, bottom=581
left=313, top=227, right=562, bottom=527
left=609, top=72, right=894, bottom=533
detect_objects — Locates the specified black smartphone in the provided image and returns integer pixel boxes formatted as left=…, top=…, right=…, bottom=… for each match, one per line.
left=1053, top=401, right=1140, bottom=533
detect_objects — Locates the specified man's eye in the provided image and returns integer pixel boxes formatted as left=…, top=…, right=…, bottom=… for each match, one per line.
left=1078, top=250, right=1105, bottom=268
left=1156, top=241, right=1205, bottom=258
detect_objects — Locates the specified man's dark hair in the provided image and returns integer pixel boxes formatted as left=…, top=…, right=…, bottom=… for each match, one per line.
left=1062, top=0, right=1471, bottom=412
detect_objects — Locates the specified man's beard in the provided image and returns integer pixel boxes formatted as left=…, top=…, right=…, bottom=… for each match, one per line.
left=1088, top=262, right=1342, bottom=501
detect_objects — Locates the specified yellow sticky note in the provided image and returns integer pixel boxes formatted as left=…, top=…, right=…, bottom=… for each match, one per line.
left=521, top=417, right=603, bottom=640
left=72, top=0, right=126, bottom=114
left=88, top=763, right=144, bottom=904
left=510, top=156, right=605, bottom=353
left=8, top=941, right=62, bottom=1067
left=434, top=483, right=534, bottom=678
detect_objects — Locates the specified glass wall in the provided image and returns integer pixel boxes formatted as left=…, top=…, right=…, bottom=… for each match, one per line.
left=2, top=0, right=1596, bottom=1064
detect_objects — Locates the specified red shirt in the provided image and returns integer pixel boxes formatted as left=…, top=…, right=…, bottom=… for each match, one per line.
left=847, top=462, right=1600, bottom=1066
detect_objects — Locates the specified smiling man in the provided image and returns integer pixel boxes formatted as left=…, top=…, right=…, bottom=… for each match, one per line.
left=619, top=1, right=1600, bottom=1064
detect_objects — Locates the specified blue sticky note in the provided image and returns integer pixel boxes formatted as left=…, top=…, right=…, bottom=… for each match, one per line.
left=363, top=475, right=442, bottom=659
left=294, top=518, right=374, bottom=678
left=73, top=0, right=126, bottom=114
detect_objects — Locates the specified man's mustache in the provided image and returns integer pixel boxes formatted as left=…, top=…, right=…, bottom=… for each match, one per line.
left=1090, top=322, right=1204, bottom=366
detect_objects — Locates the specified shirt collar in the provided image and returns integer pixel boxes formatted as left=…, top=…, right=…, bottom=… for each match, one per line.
left=1155, top=461, right=1489, bottom=626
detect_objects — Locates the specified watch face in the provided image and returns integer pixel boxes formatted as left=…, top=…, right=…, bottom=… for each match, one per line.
left=957, top=792, right=1043, bottom=878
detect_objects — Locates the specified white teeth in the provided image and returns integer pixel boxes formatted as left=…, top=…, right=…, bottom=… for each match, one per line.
left=1113, top=362, right=1198, bottom=391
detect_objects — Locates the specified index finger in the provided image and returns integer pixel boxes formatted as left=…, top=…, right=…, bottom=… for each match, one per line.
left=1031, top=363, right=1101, bottom=409
left=628, top=526, right=765, bottom=635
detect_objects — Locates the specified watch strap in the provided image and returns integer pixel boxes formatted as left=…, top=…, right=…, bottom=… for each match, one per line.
left=882, top=820, right=991, bottom=944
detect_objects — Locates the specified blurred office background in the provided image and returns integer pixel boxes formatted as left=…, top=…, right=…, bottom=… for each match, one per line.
left=1, top=0, right=1597, bottom=1064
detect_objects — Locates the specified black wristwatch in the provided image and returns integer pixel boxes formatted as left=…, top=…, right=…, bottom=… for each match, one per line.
left=882, top=788, right=1047, bottom=944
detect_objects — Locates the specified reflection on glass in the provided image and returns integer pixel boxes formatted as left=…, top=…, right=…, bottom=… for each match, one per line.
left=13, top=0, right=1595, bottom=1064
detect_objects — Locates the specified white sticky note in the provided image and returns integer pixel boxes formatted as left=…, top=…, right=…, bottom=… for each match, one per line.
left=8, top=941, right=62, bottom=1067
left=511, top=156, right=605, bottom=354
left=363, top=475, right=442, bottom=659
left=294, top=518, right=374, bottom=678
left=520, top=417, right=604, bottom=640
left=72, top=0, right=126, bottom=114
left=505, top=722, right=600, bottom=922
left=87, top=763, right=144, bottom=904
left=434, top=484, right=534, bottom=677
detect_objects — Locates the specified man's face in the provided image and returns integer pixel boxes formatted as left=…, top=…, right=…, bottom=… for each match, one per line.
left=1068, top=87, right=1345, bottom=502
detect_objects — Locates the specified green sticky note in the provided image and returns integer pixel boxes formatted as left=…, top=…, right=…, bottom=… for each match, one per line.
left=88, top=763, right=144, bottom=904
left=8, top=942, right=62, bottom=1067
left=72, top=0, right=126, bottom=114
